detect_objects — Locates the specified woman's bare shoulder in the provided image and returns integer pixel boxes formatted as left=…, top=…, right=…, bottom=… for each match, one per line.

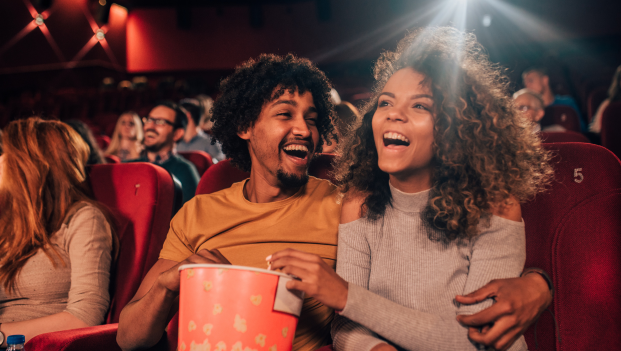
left=489, top=194, right=522, bottom=222
left=340, top=191, right=367, bottom=224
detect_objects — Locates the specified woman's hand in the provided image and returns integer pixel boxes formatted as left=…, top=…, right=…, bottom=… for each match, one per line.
left=267, top=248, right=349, bottom=310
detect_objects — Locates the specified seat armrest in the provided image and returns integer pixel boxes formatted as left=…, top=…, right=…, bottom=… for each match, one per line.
left=26, top=324, right=121, bottom=351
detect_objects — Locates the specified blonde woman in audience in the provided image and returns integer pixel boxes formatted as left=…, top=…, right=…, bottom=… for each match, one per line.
left=269, top=28, right=554, bottom=351
left=0, top=118, right=116, bottom=346
left=590, top=64, right=621, bottom=134
left=105, top=111, right=144, bottom=161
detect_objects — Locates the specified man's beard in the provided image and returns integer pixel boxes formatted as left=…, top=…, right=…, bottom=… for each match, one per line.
left=276, top=169, right=309, bottom=188
left=144, top=141, right=165, bottom=153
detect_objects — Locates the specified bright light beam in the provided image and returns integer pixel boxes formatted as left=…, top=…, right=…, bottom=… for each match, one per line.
left=310, top=1, right=448, bottom=62
left=99, top=39, right=119, bottom=66
left=39, top=24, right=66, bottom=61
left=484, top=0, right=568, bottom=42
left=67, top=35, right=99, bottom=67
left=0, top=21, right=38, bottom=57
left=22, top=0, right=38, bottom=18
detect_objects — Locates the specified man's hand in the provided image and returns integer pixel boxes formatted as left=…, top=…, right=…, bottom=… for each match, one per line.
left=158, top=249, right=231, bottom=293
left=370, top=343, right=398, bottom=351
left=267, top=248, right=348, bottom=310
left=455, top=273, right=552, bottom=350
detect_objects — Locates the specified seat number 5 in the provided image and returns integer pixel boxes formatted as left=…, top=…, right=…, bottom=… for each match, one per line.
left=574, top=168, right=584, bottom=183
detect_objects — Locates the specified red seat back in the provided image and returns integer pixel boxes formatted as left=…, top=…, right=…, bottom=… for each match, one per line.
left=542, top=105, right=582, bottom=132
left=601, top=101, right=621, bottom=159
left=177, top=151, right=213, bottom=177
left=196, top=154, right=336, bottom=195
left=539, top=131, right=590, bottom=144
left=88, top=163, right=176, bottom=323
left=521, top=143, right=621, bottom=350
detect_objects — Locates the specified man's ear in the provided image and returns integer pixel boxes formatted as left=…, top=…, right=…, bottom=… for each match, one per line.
left=542, top=75, right=550, bottom=88
left=173, top=128, right=185, bottom=143
left=237, top=128, right=251, bottom=141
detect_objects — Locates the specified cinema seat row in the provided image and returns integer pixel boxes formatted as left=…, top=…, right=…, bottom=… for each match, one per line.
left=25, top=145, right=621, bottom=351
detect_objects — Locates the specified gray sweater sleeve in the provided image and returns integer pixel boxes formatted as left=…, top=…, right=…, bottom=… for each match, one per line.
left=335, top=217, right=528, bottom=351
left=331, top=220, right=386, bottom=351
left=63, top=205, right=113, bottom=326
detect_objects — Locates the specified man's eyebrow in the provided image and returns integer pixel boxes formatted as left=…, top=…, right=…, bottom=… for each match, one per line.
left=271, top=99, right=297, bottom=107
left=378, top=92, right=433, bottom=100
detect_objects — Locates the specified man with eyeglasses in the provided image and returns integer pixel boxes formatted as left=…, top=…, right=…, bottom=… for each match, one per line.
left=130, top=100, right=200, bottom=203
left=513, top=89, right=566, bottom=132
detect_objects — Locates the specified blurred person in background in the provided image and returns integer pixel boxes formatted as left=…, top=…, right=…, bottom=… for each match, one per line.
left=65, top=120, right=106, bottom=165
left=130, top=101, right=199, bottom=204
left=177, top=98, right=225, bottom=162
left=323, top=101, right=360, bottom=153
left=590, top=64, right=621, bottom=134
left=105, top=112, right=144, bottom=161
left=522, top=66, right=585, bottom=131
left=0, top=118, right=116, bottom=346
left=513, top=89, right=566, bottom=132
left=196, top=95, right=215, bottom=133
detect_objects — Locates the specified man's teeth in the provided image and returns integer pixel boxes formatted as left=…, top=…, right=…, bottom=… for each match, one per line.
left=283, top=145, right=309, bottom=152
left=383, top=132, right=410, bottom=143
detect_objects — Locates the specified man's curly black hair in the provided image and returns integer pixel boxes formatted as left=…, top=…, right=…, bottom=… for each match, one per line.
left=210, top=53, right=336, bottom=172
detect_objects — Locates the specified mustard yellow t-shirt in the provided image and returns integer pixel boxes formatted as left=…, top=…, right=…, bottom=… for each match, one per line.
left=159, top=176, right=341, bottom=351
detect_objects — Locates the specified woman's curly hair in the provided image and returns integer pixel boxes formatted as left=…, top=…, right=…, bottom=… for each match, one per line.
left=211, top=53, right=336, bottom=172
left=335, top=27, right=554, bottom=242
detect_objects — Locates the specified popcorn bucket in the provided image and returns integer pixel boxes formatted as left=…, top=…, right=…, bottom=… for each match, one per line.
left=178, top=264, right=304, bottom=351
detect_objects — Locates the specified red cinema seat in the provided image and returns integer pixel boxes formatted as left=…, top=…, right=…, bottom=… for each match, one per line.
left=521, top=143, right=621, bottom=351
left=96, top=135, right=111, bottom=150
left=178, top=151, right=213, bottom=177
left=539, top=131, right=590, bottom=144
left=196, top=154, right=336, bottom=195
left=601, top=101, right=621, bottom=159
left=26, top=163, right=178, bottom=351
left=542, top=105, right=582, bottom=132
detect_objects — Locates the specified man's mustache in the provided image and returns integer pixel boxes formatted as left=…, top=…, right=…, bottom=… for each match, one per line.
left=145, top=129, right=159, bottom=136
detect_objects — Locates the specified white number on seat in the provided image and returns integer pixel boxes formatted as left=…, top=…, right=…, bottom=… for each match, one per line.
left=574, top=168, right=583, bottom=183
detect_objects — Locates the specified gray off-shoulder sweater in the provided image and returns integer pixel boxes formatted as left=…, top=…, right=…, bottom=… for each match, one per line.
left=331, top=184, right=528, bottom=351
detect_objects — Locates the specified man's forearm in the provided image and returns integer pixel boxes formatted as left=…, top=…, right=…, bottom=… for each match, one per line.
left=117, top=280, right=178, bottom=351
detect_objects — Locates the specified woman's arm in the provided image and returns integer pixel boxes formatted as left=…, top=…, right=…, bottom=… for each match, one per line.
left=0, top=312, right=88, bottom=347
left=0, top=204, right=113, bottom=347
left=589, top=98, right=609, bottom=133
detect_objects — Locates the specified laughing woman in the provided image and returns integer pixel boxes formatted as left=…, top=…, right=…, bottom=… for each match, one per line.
left=268, top=27, right=553, bottom=350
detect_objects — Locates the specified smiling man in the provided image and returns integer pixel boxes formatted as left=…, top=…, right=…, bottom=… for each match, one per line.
left=130, top=101, right=200, bottom=203
left=117, top=54, right=340, bottom=351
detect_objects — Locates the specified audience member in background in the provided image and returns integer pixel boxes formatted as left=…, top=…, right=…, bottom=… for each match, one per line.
left=590, top=64, right=621, bottom=134
left=65, top=119, right=106, bottom=165
left=130, top=101, right=199, bottom=203
left=177, top=98, right=225, bottom=162
left=0, top=118, right=116, bottom=346
left=196, top=95, right=215, bottom=133
left=522, top=66, right=585, bottom=131
left=513, top=89, right=566, bottom=132
left=105, top=111, right=144, bottom=161
left=117, top=54, right=553, bottom=351
left=323, top=101, right=361, bottom=153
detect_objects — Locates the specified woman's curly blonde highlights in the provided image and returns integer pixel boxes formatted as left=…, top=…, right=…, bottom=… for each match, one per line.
left=335, top=27, right=553, bottom=242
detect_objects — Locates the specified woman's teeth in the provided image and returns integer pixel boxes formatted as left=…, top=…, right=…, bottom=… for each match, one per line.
left=383, top=132, right=410, bottom=144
